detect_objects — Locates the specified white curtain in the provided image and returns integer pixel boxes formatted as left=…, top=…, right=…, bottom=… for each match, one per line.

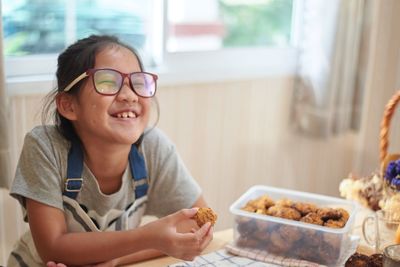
left=0, top=0, right=11, bottom=188
left=291, top=0, right=366, bottom=137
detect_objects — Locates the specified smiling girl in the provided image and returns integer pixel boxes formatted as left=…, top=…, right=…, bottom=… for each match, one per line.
left=7, top=35, right=213, bottom=267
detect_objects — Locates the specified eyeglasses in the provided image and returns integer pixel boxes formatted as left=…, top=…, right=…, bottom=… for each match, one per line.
left=63, top=68, right=158, bottom=98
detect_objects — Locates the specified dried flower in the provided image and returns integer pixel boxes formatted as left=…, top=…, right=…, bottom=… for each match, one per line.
left=385, top=160, right=400, bottom=191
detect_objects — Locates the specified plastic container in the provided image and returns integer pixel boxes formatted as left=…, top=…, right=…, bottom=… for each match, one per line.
left=229, top=185, right=358, bottom=266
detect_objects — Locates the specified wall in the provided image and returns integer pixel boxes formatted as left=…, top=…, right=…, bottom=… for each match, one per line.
left=1, top=75, right=360, bottom=264
left=355, top=0, right=400, bottom=174
left=156, top=77, right=357, bottom=229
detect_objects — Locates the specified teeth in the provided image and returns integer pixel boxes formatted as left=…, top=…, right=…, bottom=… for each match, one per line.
left=116, top=111, right=137, bottom=118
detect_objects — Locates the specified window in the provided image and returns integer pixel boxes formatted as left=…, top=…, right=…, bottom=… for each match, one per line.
left=3, top=0, right=153, bottom=57
left=3, top=0, right=157, bottom=77
left=3, top=0, right=297, bottom=88
left=167, top=0, right=293, bottom=52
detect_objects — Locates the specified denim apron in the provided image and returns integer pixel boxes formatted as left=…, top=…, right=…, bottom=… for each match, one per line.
left=8, top=139, right=149, bottom=267
left=62, top=138, right=149, bottom=232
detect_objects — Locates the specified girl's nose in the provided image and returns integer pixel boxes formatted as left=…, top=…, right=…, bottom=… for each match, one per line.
left=116, top=78, right=139, bottom=102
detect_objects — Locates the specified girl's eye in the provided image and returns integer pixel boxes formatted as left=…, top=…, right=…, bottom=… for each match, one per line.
left=95, top=80, right=119, bottom=93
left=98, top=80, right=116, bottom=86
left=133, top=83, right=145, bottom=89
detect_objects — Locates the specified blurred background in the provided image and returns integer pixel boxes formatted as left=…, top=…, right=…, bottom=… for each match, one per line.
left=1, top=0, right=400, bottom=264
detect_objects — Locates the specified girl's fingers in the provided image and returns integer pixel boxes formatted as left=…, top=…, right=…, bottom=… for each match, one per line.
left=200, top=227, right=214, bottom=250
left=178, top=222, right=210, bottom=246
left=195, top=222, right=211, bottom=239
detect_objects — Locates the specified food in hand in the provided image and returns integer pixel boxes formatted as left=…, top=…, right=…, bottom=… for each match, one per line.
left=193, top=207, right=217, bottom=227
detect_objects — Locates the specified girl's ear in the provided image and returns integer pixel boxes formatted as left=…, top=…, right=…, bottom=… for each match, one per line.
left=56, top=93, right=78, bottom=121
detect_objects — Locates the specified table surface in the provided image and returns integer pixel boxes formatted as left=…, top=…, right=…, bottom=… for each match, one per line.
left=125, top=208, right=375, bottom=267
left=126, top=228, right=232, bottom=267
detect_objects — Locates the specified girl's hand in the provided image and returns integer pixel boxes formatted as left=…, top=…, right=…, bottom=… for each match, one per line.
left=145, top=208, right=213, bottom=261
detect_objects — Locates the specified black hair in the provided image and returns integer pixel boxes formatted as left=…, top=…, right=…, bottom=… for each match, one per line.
left=42, top=35, right=158, bottom=141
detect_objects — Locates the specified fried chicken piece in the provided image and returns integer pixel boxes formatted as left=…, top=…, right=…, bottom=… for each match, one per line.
left=275, top=198, right=293, bottom=207
left=193, top=207, right=217, bottom=227
left=236, top=218, right=257, bottom=240
left=324, top=218, right=346, bottom=228
left=345, top=253, right=371, bottom=267
left=253, top=227, right=270, bottom=242
left=317, top=208, right=343, bottom=221
left=293, top=245, right=317, bottom=261
left=337, top=208, right=350, bottom=222
left=300, top=212, right=324, bottom=226
left=301, top=229, right=322, bottom=247
left=236, top=236, right=262, bottom=249
left=322, top=232, right=341, bottom=248
left=258, top=195, right=275, bottom=208
left=267, top=206, right=302, bottom=221
left=318, top=243, right=340, bottom=265
left=318, top=207, right=349, bottom=228
left=291, top=202, right=318, bottom=216
left=242, top=195, right=275, bottom=214
left=277, top=225, right=302, bottom=243
left=268, top=231, right=292, bottom=254
left=368, top=253, right=383, bottom=267
left=254, top=219, right=271, bottom=232
left=241, top=205, right=257, bottom=213
left=241, top=195, right=352, bottom=230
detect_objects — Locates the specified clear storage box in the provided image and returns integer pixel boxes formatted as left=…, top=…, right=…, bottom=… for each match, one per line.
left=229, top=185, right=358, bottom=266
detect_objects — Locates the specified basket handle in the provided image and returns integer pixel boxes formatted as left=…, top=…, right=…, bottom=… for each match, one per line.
left=380, top=90, right=400, bottom=173
left=379, top=90, right=400, bottom=243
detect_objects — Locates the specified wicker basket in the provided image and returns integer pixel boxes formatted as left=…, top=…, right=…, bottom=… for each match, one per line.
left=380, top=90, right=400, bottom=177
left=379, top=90, right=400, bottom=244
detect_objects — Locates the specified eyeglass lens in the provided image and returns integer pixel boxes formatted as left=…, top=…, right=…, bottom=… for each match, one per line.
left=93, top=69, right=156, bottom=97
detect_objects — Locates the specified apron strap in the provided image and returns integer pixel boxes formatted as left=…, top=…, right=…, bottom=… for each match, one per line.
left=129, top=145, right=148, bottom=199
left=63, top=138, right=148, bottom=199
left=64, top=139, right=84, bottom=199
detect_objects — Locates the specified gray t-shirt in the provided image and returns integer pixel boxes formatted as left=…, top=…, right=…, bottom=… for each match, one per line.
left=8, top=125, right=201, bottom=266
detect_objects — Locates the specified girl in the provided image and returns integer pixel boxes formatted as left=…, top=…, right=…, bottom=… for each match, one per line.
left=8, top=35, right=213, bottom=267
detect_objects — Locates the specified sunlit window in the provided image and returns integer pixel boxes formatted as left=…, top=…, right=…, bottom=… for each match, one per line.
left=167, top=0, right=293, bottom=52
left=3, top=0, right=154, bottom=57
left=2, top=0, right=295, bottom=78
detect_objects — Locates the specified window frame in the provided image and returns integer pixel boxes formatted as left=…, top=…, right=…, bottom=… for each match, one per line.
left=5, top=0, right=302, bottom=95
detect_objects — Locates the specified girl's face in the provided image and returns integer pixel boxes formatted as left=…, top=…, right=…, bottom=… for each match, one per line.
left=72, top=46, right=151, bottom=146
